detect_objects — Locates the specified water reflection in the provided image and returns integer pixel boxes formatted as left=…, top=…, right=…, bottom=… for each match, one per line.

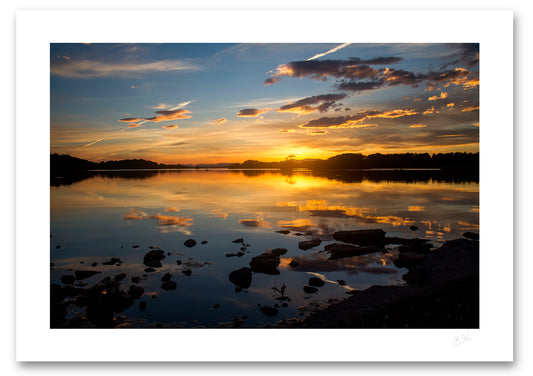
left=51, top=169, right=478, bottom=328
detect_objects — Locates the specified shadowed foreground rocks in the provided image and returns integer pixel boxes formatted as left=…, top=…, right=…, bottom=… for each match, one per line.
left=276, top=238, right=479, bottom=328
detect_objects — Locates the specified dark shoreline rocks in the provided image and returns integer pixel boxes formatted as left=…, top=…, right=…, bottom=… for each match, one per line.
left=333, top=229, right=386, bottom=245
left=298, top=239, right=321, bottom=250
left=276, top=238, right=479, bottom=328
left=143, top=249, right=166, bottom=268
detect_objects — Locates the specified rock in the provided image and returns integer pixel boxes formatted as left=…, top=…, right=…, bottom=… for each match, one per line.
left=282, top=302, right=288, bottom=307
left=295, top=233, right=303, bottom=236
left=275, top=230, right=290, bottom=235
left=249, top=252, right=281, bottom=275
left=228, top=267, right=252, bottom=288
left=74, top=270, right=101, bottom=280
left=143, top=249, right=166, bottom=268
left=260, top=306, right=279, bottom=317
left=139, top=301, right=147, bottom=311
left=160, top=281, right=177, bottom=290
left=167, top=252, right=171, bottom=256
left=182, top=269, right=192, bottom=276
left=176, top=260, right=182, bottom=265
left=232, top=238, right=244, bottom=243
left=131, top=276, right=140, bottom=283
left=201, top=241, right=208, bottom=245
left=91, top=262, right=98, bottom=267
left=61, top=275, right=75, bottom=285
left=289, top=260, right=300, bottom=268
left=410, top=225, right=419, bottom=231
left=397, top=238, right=432, bottom=254
left=309, top=277, right=325, bottom=287
left=102, top=257, right=121, bottom=265
left=161, top=272, right=172, bottom=282
left=337, top=279, right=346, bottom=286
left=298, top=239, right=321, bottom=250
left=463, top=232, right=479, bottom=240
left=333, top=229, right=386, bottom=245
left=132, top=245, right=140, bottom=248
left=303, top=285, right=318, bottom=294
left=270, top=248, right=288, bottom=256
left=144, top=267, right=156, bottom=272
left=325, top=243, right=383, bottom=259
left=114, top=273, right=127, bottom=282
left=55, top=245, right=61, bottom=249
left=213, top=304, right=220, bottom=309
left=128, top=285, right=145, bottom=298
left=149, top=246, right=160, bottom=249
left=184, top=239, right=197, bottom=248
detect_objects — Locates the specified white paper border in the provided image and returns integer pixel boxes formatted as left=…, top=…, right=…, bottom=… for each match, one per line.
left=16, top=10, right=513, bottom=362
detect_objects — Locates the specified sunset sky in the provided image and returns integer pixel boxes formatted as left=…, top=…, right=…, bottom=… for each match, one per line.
left=50, top=43, right=479, bottom=164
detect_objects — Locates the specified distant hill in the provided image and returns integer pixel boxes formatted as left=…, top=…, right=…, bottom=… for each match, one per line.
left=51, top=151, right=479, bottom=177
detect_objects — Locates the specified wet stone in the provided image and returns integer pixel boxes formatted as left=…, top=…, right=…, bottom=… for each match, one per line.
left=275, top=230, right=290, bottom=235
left=201, top=241, right=208, bottom=245
left=337, top=279, right=346, bottom=286
left=308, top=277, right=325, bottom=287
left=289, top=260, right=300, bottom=268
left=144, top=268, right=156, bottom=273
left=228, top=267, right=252, bottom=289
left=184, top=239, right=197, bottom=248
left=182, top=269, right=192, bottom=276
left=143, top=249, right=166, bottom=268
left=128, top=285, right=145, bottom=298
left=259, top=306, right=279, bottom=317
left=232, top=238, right=244, bottom=243
left=410, top=225, right=419, bottom=231
left=161, top=272, right=172, bottom=282
left=114, top=273, right=127, bottom=281
left=161, top=281, right=177, bottom=291
left=131, top=276, right=140, bottom=283
left=298, top=239, right=321, bottom=250
left=303, top=285, right=318, bottom=294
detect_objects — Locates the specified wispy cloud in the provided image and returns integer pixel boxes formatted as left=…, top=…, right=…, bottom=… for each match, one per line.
left=428, top=92, right=448, bottom=101
left=211, top=118, right=227, bottom=125
left=51, top=59, right=199, bottom=78
left=299, top=109, right=417, bottom=129
left=162, top=124, right=179, bottom=130
left=277, top=94, right=347, bottom=115
left=82, top=138, right=104, bottom=147
left=237, top=108, right=270, bottom=117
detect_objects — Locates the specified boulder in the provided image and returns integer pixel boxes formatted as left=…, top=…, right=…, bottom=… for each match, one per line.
left=259, top=306, right=279, bottom=317
left=74, top=270, right=101, bottom=280
left=298, top=239, right=321, bottom=250
left=232, top=238, right=244, bottom=243
left=289, top=260, right=300, bottom=268
left=128, top=285, right=145, bottom=298
left=161, top=272, right=172, bottom=282
left=270, top=248, right=287, bottom=256
left=143, top=249, right=166, bottom=268
left=182, top=269, right=192, bottom=276
left=332, top=229, right=386, bottom=245
left=228, top=267, right=252, bottom=289
left=160, top=281, right=177, bottom=290
left=309, top=277, right=325, bottom=287
left=184, top=239, right=197, bottom=248
left=303, top=285, right=318, bottom=294
left=275, top=230, right=290, bottom=235
left=325, top=243, right=382, bottom=259
left=249, top=252, right=281, bottom=275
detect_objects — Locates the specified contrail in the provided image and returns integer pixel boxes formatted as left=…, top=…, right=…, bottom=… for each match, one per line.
left=169, top=100, right=193, bottom=111
left=307, top=43, right=351, bottom=61
left=82, top=138, right=104, bottom=147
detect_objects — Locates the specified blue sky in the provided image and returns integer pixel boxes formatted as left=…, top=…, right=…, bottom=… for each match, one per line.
left=50, top=43, right=479, bottom=164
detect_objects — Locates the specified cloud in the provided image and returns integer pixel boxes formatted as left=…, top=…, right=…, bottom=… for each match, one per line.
left=428, top=92, right=448, bottom=101
left=423, top=106, right=439, bottom=115
left=277, top=93, right=347, bottom=114
left=118, top=117, right=142, bottom=123
left=307, top=130, right=329, bottom=135
left=210, top=118, right=227, bottom=125
left=237, top=108, right=269, bottom=117
left=146, top=109, right=191, bottom=123
left=409, top=124, right=427, bottom=128
left=307, top=43, right=352, bottom=61
left=148, top=214, right=193, bottom=227
left=278, top=129, right=295, bottom=133
left=299, top=108, right=417, bottom=129
left=82, top=138, right=104, bottom=147
left=265, top=57, right=478, bottom=93
left=238, top=219, right=270, bottom=228
left=162, top=124, right=179, bottom=130
left=165, top=207, right=180, bottom=212
left=51, top=59, right=199, bottom=78
left=128, top=123, right=144, bottom=128
left=461, top=106, right=479, bottom=112
left=446, top=103, right=455, bottom=108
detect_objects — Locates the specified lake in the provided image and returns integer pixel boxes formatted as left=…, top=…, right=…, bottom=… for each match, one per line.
left=50, top=169, right=479, bottom=328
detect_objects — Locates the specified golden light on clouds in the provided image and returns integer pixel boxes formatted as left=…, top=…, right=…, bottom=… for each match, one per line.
left=428, top=92, right=448, bottom=101
left=409, top=124, right=427, bottom=128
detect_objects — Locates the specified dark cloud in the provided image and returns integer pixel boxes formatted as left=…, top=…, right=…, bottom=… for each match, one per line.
left=277, top=93, right=347, bottom=114
left=440, top=43, right=480, bottom=69
left=300, top=109, right=417, bottom=128
left=237, top=108, right=269, bottom=117
left=336, top=80, right=385, bottom=92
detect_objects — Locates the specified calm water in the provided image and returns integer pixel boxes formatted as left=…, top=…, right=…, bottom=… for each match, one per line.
left=50, top=169, right=479, bottom=327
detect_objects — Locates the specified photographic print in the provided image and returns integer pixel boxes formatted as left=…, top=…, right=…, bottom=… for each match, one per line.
left=50, top=42, right=480, bottom=329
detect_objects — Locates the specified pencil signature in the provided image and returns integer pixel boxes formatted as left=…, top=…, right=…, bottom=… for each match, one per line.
left=452, top=333, right=472, bottom=346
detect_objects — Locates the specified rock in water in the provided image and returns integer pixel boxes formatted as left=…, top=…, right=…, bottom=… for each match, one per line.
left=303, top=285, right=318, bottom=294
left=228, top=267, right=252, bottom=289
left=410, top=225, right=419, bottom=231
left=249, top=252, right=281, bottom=275
left=74, top=270, right=101, bottom=280
left=298, top=239, right=321, bottom=250
left=333, top=229, right=386, bottom=245
left=160, top=281, right=177, bottom=290
left=289, top=260, right=300, bottom=268
left=308, top=277, right=325, bottom=287
left=128, top=285, right=145, bottom=298
left=232, top=238, right=244, bottom=243
left=182, top=269, right=192, bottom=276
left=184, top=239, right=197, bottom=248
left=260, top=306, right=279, bottom=317
left=161, top=272, right=172, bottom=282
left=143, top=249, right=166, bottom=268
left=463, top=232, right=479, bottom=241
left=60, top=275, right=75, bottom=285
left=325, top=243, right=382, bottom=259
